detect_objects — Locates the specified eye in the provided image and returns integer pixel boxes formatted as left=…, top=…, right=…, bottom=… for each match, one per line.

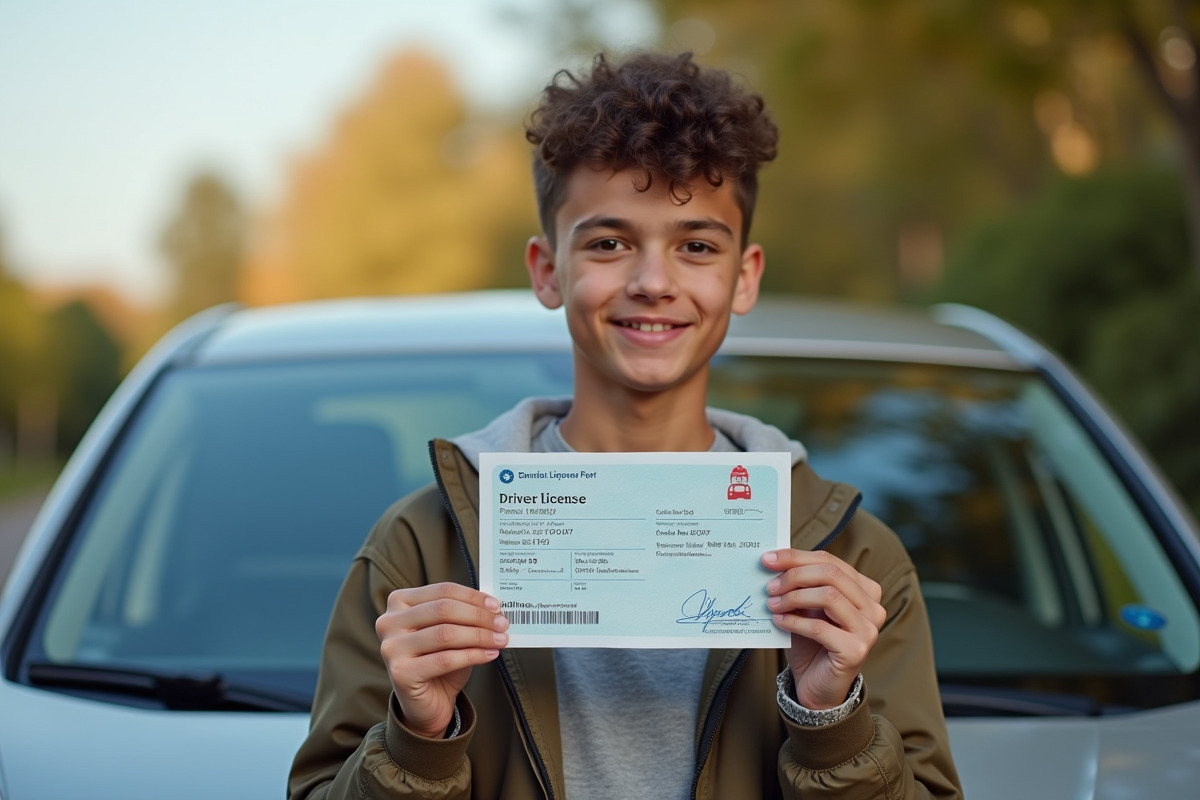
left=590, top=238, right=626, bottom=252
left=682, top=241, right=717, bottom=255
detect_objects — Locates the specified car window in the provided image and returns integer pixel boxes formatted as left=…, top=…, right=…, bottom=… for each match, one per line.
left=708, top=357, right=1200, bottom=710
left=30, top=354, right=574, bottom=699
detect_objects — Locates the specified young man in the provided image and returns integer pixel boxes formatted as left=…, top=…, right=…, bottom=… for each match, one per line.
left=289, top=51, right=961, bottom=799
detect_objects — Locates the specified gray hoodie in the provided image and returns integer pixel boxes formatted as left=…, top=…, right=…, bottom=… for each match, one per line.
left=452, top=396, right=808, bottom=468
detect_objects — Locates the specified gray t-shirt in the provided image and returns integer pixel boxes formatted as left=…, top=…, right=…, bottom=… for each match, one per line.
left=531, top=419, right=739, bottom=800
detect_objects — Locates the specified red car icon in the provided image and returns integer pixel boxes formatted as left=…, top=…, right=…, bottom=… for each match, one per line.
left=727, top=465, right=751, bottom=500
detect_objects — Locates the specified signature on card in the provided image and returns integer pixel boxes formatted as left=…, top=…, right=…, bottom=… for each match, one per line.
left=676, top=589, right=758, bottom=631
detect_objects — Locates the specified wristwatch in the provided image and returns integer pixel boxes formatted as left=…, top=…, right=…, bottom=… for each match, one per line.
left=444, top=704, right=463, bottom=739
left=776, top=670, right=864, bottom=726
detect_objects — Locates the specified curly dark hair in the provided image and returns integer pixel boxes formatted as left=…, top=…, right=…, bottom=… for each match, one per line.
left=525, top=51, right=779, bottom=246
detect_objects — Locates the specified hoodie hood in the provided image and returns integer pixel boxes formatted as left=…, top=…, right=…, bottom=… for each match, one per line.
left=451, top=396, right=807, bottom=469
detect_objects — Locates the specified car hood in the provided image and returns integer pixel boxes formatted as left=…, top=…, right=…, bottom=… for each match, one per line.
left=947, top=700, right=1200, bottom=799
left=5, top=678, right=1200, bottom=798
left=0, top=681, right=309, bottom=800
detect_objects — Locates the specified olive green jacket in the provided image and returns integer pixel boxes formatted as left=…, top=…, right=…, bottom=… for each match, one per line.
left=288, top=439, right=962, bottom=799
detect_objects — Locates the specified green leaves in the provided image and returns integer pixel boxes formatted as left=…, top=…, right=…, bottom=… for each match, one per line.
left=940, top=166, right=1199, bottom=516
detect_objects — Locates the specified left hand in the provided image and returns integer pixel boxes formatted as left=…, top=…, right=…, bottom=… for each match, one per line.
left=762, top=548, right=886, bottom=710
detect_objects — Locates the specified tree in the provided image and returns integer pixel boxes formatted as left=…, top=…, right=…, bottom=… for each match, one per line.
left=1051, top=0, right=1200, bottom=272
left=44, top=300, right=123, bottom=454
left=938, top=166, right=1199, bottom=516
left=241, top=50, right=537, bottom=304
left=160, top=171, right=246, bottom=321
left=636, top=1, right=1042, bottom=296
left=940, top=167, right=1189, bottom=360
left=0, top=227, right=48, bottom=465
left=645, top=0, right=1198, bottom=291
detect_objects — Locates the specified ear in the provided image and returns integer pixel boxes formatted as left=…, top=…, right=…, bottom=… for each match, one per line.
left=731, top=243, right=764, bottom=315
left=525, top=236, right=563, bottom=309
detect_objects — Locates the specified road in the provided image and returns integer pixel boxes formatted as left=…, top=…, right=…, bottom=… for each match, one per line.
left=0, top=490, right=46, bottom=585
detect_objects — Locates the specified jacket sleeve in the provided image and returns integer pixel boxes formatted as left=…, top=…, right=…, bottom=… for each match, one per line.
left=776, top=535, right=962, bottom=799
left=287, top=519, right=476, bottom=800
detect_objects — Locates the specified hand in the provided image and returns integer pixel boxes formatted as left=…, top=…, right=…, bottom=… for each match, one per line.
left=375, top=582, right=509, bottom=738
left=761, top=549, right=886, bottom=710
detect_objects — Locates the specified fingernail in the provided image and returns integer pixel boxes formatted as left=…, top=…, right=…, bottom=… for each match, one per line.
left=484, top=595, right=501, bottom=611
left=485, top=649, right=500, bottom=659
left=762, top=551, right=778, bottom=564
left=494, top=615, right=509, bottom=630
left=493, top=632, right=508, bottom=645
left=767, top=578, right=781, bottom=593
left=767, top=595, right=782, bottom=608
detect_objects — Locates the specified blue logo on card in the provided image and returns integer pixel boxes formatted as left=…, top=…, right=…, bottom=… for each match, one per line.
left=499, top=469, right=515, bottom=484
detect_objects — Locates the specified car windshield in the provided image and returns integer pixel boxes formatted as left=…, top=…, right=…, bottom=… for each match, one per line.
left=22, top=352, right=1200, bottom=712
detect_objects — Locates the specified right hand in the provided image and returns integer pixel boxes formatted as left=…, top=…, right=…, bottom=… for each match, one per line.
left=375, top=582, right=509, bottom=739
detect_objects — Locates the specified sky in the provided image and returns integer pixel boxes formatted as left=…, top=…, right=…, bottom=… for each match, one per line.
left=0, top=0, right=658, bottom=304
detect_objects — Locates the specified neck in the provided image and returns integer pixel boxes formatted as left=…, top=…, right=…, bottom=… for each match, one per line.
left=559, top=369, right=714, bottom=453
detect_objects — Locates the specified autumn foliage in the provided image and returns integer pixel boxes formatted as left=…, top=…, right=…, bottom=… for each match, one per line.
left=241, top=51, right=538, bottom=306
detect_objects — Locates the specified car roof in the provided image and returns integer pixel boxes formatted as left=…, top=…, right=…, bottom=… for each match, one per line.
left=181, top=290, right=1024, bottom=371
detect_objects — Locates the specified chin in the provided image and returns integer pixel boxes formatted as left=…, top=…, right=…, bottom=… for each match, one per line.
left=616, top=368, right=703, bottom=396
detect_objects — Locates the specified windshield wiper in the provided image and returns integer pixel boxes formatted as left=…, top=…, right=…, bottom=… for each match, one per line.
left=25, top=661, right=311, bottom=712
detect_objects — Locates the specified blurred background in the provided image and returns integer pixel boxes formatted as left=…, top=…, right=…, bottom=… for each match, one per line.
left=1, top=0, right=1197, bottom=518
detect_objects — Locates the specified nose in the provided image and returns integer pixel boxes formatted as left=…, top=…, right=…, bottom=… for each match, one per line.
left=626, top=249, right=677, bottom=301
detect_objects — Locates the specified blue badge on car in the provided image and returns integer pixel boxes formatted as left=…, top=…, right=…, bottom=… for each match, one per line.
left=1120, top=604, right=1167, bottom=631
left=499, top=469, right=515, bottom=484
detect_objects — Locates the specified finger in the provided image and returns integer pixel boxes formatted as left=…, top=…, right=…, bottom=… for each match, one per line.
left=771, top=604, right=878, bottom=670
left=378, top=614, right=508, bottom=691
left=763, top=549, right=882, bottom=601
left=384, top=623, right=506, bottom=681
left=382, top=583, right=506, bottom=636
left=768, top=585, right=885, bottom=636
left=767, top=563, right=880, bottom=618
left=387, top=581, right=500, bottom=613
left=777, top=618, right=873, bottom=672
left=764, top=549, right=882, bottom=604
left=781, top=574, right=887, bottom=631
left=386, top=615, right=510, bottom=661
left=381, top=594, right=509, bottom=637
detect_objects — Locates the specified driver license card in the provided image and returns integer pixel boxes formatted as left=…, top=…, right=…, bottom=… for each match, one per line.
left=479, top=451, right=790, bottom=648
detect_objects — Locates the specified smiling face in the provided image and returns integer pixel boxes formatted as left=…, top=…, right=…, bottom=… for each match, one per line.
left=526, top=167, right=763, bottom=401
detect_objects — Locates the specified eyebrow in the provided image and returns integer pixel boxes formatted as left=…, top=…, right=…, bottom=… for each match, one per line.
left=569, top=215, right=735, bottom=242
left=570, top=216, right=633, bottom=241
left=676, top=218, right=734, bottom=238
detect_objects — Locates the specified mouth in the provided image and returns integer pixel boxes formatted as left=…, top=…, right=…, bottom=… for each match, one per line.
left=615, top=320, right=685, bottom=333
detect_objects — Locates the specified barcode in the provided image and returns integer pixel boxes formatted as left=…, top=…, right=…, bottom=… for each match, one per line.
left=509, top=610, right=600, bottom=625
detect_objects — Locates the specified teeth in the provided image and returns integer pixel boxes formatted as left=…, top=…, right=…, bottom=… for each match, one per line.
left=624, top=321, right=675, bottom=332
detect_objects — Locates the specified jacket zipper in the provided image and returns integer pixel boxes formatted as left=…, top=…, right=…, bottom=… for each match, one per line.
left=428, top=441, right=479, bottom=590
left=687, top=490, right=862, bottom=799
left=689, top=649, right=750, bottom=800
left=427, top=441, right=557, bottom=800
left=495, top=658, right=556, bottom=799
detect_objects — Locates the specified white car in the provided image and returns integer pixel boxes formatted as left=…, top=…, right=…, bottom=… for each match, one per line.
left=2, top=291, right=1198, bottom=799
